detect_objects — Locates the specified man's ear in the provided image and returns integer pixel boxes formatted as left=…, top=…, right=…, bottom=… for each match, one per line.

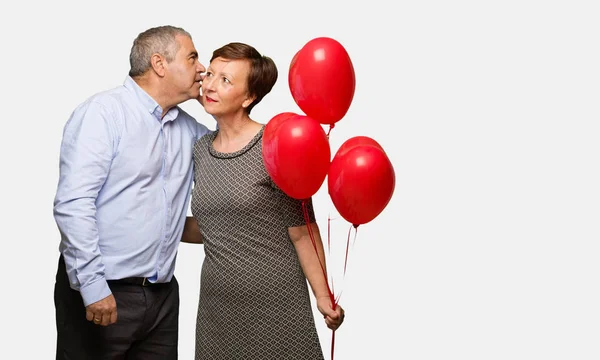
left=150, top=53, right=166, bottom=77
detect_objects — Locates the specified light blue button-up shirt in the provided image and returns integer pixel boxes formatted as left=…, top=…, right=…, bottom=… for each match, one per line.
left=54, top=76, right=210, bottom=306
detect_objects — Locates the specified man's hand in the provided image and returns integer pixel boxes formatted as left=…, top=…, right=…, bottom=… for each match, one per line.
left=85, top=294, right=117, bottom=326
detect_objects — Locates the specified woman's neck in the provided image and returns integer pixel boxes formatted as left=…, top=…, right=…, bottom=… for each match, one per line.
left=213, top=114, right=262, bottom=153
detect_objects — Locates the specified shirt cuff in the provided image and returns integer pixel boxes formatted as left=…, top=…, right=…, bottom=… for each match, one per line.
left=79, top=278, right=112, bottom=307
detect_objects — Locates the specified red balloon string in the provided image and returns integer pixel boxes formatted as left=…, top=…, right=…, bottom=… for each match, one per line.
left=301, top=200, right=335, bottom=305
left=329, top=225, right=359, bottom=360
left=301, top=199, right=337, bottom=360
left=328, top=216, right=335, bottom=299
left=334, top=223, right=358, bottom=305
left=331, top=330, right=336, bottom=360
left=327, top=214, right=332, bottom=256
left=343, top=225, right=353, bottom=276
left=326, top=123, right=335, bottom=139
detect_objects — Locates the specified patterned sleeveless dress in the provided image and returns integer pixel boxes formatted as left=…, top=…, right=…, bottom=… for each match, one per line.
left=191, top=126, right=324, bottom=359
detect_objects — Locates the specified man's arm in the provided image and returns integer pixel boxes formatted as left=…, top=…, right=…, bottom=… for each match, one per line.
left=181, top=216, right=203, bottom=244
left=53, top=100, right=118, bottom=307
left=195, top=119, right=212, bottom=140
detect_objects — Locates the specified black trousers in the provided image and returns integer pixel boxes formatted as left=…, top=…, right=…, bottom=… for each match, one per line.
left=54, top=256, right=179, bottom=360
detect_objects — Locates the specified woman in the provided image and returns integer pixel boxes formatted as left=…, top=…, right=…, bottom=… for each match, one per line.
left=181, top=42, right=344, bottom=359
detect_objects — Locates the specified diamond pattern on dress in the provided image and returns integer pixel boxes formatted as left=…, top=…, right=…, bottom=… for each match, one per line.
left=191, top=126, right=323, bottom=360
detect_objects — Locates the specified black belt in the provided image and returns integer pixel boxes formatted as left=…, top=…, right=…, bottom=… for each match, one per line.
left=108, top=277, right=165, bottom=287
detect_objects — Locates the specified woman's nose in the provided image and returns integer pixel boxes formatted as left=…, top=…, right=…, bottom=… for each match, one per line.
left=203, top=76, right=214, bottom=91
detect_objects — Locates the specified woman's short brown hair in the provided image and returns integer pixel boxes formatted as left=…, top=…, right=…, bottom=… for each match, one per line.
left=211, top=42, right=278, bottom=114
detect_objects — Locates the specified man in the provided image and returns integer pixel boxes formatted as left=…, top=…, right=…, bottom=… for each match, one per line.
left=53, top=25, right=209, bottom=359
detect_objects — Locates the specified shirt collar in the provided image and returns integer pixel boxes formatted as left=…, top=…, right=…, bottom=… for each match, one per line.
left=123, top=76, right=180, bottom=123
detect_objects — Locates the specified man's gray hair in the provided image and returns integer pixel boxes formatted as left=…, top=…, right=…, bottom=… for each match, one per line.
left=129, top=25, right=192, bottom=77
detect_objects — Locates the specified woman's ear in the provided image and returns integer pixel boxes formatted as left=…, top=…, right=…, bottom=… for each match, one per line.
left=242, top=95, right=257, bottom=109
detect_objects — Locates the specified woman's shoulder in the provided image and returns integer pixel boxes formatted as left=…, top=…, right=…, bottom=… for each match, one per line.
left=193, top=131, right=217, bottom=160
left=195, top=130, right=216, bottom=146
